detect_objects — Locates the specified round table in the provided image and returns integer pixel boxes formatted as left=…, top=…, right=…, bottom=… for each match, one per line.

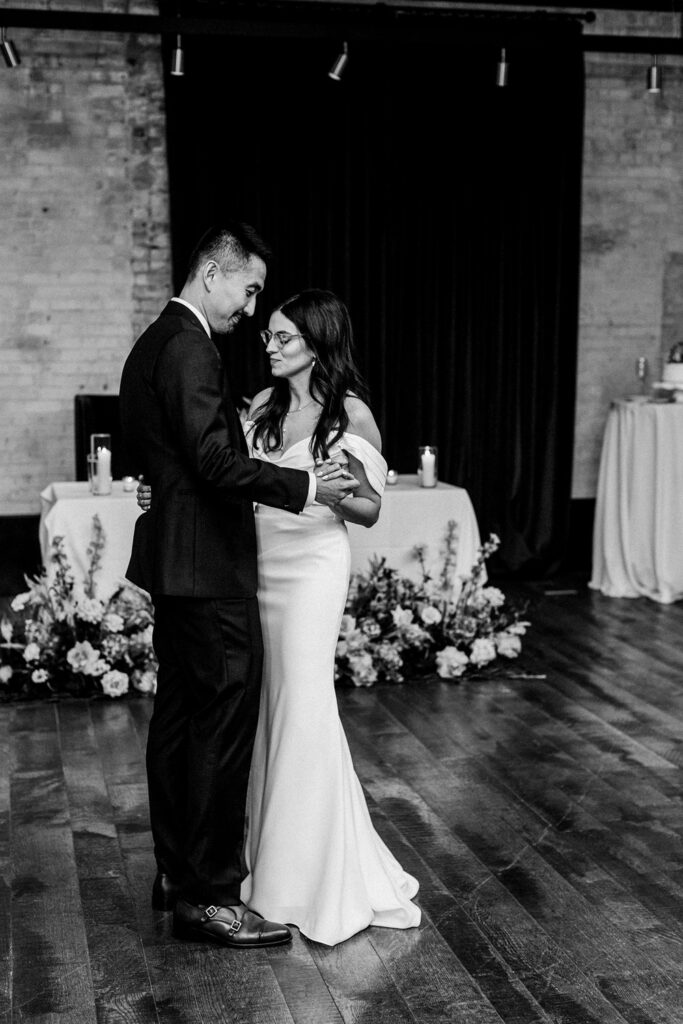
left=590, top=398, right=683, bottom=603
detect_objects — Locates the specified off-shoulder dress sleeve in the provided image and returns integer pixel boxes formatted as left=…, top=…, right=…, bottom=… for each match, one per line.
left=329, top=433, right=388, bottom=496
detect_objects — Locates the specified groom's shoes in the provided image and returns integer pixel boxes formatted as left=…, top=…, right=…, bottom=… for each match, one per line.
left=172, top=899, right=292, bottom=948
left=152, top=872, right=181, bottom=912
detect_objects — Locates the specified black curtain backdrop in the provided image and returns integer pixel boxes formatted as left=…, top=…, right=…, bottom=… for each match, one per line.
left=162, top=28, right=584, bottom=575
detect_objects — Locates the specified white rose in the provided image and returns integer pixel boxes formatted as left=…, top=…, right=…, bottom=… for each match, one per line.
left=0, top=665, right=13, bottom=684
left=88, top=659, right=110, bottom=677
left=470, top=637, right=497, bottom=666
left=10, top=591, right=31, bottom=612
left=346, top=629, right=368, bottom=653
left=348, top=652, right=378, bottom=687
left=420, top=605, right=442, bottom=625
left=339, top=615, right=357, bottom=636
left=23, top=642, right=41, bottom=663
left=336, top=639, right=349, bottom=658
left=133, top=669, right=156, bottom=695
left=0, top=618, right=13, bottom=642
left=102, top=612, right=125, bottom=633
left=101, top=670, right=129, bottom=698
left=31, top=669, right=49, bottom=684
left=77, top=597, right=104, bottom=624
left=435, top=646, right=469, bottom=679
left=66, top=640, right=100, bottom=674
left=392, top=607, right=414, bottom=628
left=404, top=622, right=429, bottom=646
left=482, top=587, right=505, bottom=609
left=496, top=633, right=522, bottom=658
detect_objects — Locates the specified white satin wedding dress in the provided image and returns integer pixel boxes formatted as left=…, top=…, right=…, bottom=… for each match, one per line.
left=240, top=424, right=421, bottom=946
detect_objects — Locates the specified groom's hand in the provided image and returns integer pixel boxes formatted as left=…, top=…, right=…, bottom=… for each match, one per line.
left=137, top=480, right=152, bottom=512
left=314, top=472, right=360, bottom=509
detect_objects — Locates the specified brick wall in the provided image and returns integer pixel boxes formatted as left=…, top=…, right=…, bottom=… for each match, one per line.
left=0, top=15, right=170, bottom=515
left=575, top=11, right=683, bottom=497
left=0, top=3, right=679, bottom=510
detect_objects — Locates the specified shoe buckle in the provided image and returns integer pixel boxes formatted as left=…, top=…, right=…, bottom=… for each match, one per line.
left=199, top=904, right=242, bottom=933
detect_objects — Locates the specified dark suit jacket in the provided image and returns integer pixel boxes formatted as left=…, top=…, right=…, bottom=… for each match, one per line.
left=119, top=301, right=310, bottom=598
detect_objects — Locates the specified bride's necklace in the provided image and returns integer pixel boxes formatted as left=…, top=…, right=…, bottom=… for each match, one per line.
left=285, top=399, right=316, bottom=415
left=281, top=398, right=319, bottom=442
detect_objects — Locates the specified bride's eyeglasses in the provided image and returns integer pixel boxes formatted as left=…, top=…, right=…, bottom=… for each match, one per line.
left=260, top=329, right=306, bottom=350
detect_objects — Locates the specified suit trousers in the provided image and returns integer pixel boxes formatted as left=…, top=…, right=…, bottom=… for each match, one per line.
left=149, top=594, right=264, bottom=905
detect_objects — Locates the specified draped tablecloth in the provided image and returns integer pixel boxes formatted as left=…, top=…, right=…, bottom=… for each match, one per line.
left=590, top=399, right=683, bottom=603
left=347, top=475, right=481, bottom=591
left=40, top=481, right=143, bottom=601
left=39, top=475, right=482, bottom=602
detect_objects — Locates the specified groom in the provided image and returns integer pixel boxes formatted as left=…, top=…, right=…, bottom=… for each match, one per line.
left=119, top=222, right=357, bottom=948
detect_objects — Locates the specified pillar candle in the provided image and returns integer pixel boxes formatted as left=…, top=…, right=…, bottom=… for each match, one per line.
left=96, top=446, right=111, bottom=494
left=420, top=449, right=436, bottom=487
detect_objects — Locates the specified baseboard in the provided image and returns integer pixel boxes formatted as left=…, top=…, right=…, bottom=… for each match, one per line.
left=0, top=515, right=41, bottom=597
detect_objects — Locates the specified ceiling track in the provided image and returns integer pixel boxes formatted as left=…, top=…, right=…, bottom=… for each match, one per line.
left=1, top=6, right=682, bottom=55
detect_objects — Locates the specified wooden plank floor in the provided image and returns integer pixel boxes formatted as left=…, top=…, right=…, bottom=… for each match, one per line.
left=3, top=582, right=683, bottom=1023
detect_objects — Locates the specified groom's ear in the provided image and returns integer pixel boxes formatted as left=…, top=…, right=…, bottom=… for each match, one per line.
left=203, top=260, right=219, bottom=290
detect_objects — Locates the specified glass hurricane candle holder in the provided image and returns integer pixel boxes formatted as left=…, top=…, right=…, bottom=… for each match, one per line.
left=635, top=356, right=649, bottom=396
left=90, top=433, right=112, bottom=495
left=90, top=433, right=111, bottom=457
left=86, top=454, right=98, bottom=494
left=418, top=446, right=438, bottom=488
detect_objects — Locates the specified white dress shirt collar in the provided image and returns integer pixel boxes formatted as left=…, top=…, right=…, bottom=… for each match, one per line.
left=170, top=297, right=211, bottom=338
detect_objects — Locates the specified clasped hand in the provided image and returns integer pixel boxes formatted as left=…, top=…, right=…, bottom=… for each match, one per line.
left=313, top=456, right=360, bottom=509
left=135, top=458, right=358, bottom=512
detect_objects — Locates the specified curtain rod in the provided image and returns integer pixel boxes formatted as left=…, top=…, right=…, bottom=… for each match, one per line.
left=0, top=6, right=590, bottom=37
left=5, top=5, right=683, bottom=54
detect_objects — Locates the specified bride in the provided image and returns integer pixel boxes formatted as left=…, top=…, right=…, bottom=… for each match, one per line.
left=141, top=289, right=420, bottom=946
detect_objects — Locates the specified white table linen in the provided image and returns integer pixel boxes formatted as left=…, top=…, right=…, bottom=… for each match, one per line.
left=590, top=399, right=683, bottom=603
left=40, top=481, right=143, bottom=601
left=39, top=475, right=482, bottom=603
left=347, top=475, right=482, bottom=591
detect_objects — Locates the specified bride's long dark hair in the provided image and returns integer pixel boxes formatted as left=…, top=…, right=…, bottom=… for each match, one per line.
left=251, top=289, right=369, bottom=461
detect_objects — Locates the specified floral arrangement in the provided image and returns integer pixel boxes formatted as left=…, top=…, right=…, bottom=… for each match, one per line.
left=0, top=516, right=157, bottom=701
left=1, top=514, right=529, bottom=701
left=335, top=523, right=529, bottom=687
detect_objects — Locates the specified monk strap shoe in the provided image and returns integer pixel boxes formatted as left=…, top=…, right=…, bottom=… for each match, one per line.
left=172, top=899, right=292, bottom=948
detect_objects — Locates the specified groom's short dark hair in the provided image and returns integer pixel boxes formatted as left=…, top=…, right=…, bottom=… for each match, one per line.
left=186, top=221, right=272, bottom=281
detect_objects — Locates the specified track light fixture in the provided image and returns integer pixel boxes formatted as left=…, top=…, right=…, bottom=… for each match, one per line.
left=646, top=55, right=661, bottom=94
left=496, top=47, right=509, bottom=88
left=328, top=41, right=349, bottom=82
left=1, top=27, right=20, bottom=69
left=171, top=33, right=185, bottom=76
